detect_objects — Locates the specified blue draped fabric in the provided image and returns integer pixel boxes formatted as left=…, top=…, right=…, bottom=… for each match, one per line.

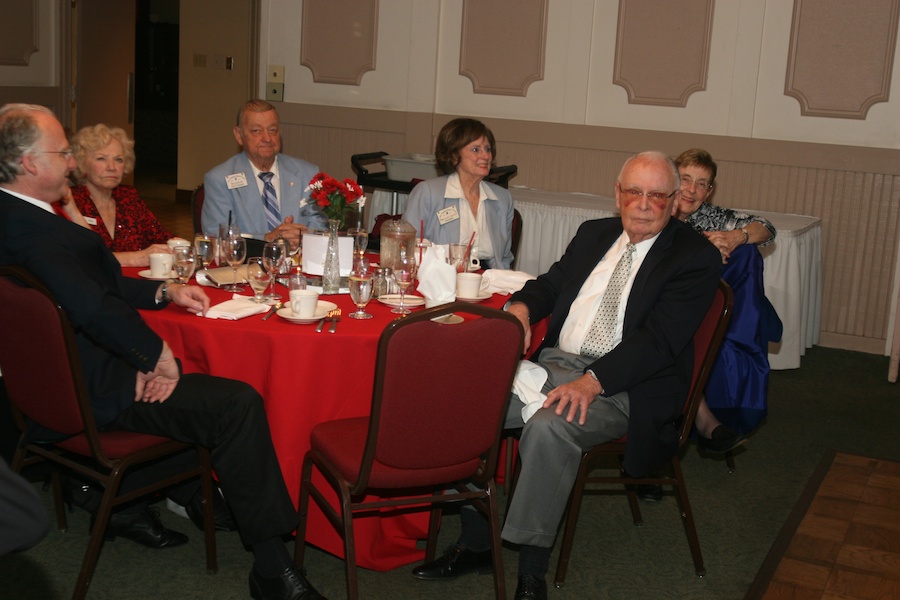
left=704, top=244, right=783, bottom=434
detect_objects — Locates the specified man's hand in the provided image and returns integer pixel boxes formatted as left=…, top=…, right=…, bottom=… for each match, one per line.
left=164, top=283, right=210, bottom=315
left=134, top=341, right=180, bottom=403
left=703, top=230, right=744, bottom=263
left=542, top=374, right=603, bottom=426
left=506, top=302, right=532, bottom=355
left=265, top=215, right=307, bottom=249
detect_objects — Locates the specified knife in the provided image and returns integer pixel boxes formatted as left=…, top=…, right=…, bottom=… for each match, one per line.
left=262, top=302, right=282, bottom=320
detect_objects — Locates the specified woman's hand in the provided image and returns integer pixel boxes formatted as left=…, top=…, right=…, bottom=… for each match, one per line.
left=703, top=230, right=744, bottom=263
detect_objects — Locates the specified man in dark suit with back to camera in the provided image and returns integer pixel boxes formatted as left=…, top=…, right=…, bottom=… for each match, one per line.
left=202, top=99, right=327, bottom=250
left=0, top=103, right=326, bottom=600
left=411, top=151, right=722, bottom=599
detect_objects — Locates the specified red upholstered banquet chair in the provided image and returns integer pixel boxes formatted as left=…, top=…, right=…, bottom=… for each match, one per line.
left=0, top=266, right=217, bottom=600
left=552, top=279, right=733, bottom=586
left=293, top=301, right=523, bottom=600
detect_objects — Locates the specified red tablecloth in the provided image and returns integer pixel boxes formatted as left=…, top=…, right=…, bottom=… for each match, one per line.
left=131, top=266, right=508, bottom=570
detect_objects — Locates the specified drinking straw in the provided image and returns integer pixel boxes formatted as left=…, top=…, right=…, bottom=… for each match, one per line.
left=227, top=210, right=232, bottom=228
left=462, top=231, right=476, bottom=271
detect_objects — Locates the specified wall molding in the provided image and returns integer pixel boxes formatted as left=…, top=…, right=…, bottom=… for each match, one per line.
left=459, top=0, right=548, bottom=96
left=612, top=0, right=714, bottom=107
left=785, top=0, right=900, bottom=119
left=300, top=0, right=378, bottom=85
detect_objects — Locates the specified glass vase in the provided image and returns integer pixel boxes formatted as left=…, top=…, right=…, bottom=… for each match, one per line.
left=322, top=219, right=341, bottom=294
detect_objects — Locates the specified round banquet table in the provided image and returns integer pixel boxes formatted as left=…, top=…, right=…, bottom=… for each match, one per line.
left=130, top=266, right=508, bottom=571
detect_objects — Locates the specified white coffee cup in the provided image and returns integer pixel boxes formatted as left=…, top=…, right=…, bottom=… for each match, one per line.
left=456, top=272, right=482, bottom=298
left=290, top=289, right=319, bottom=319
left=167, top=238, right=191, bottom=250
left=149, top=253, right=174, bottom=278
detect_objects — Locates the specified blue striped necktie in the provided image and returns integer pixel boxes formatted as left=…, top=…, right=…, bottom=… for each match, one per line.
left=259, top=171, right=280, bottom=231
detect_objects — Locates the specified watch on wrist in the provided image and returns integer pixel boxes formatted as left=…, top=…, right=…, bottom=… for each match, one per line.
left=740, top=227, right=750, bottom=244
left=160, top=282, right=172, bottom=303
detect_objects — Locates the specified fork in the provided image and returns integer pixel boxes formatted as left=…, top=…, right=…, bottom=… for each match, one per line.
left=328, top=308, right=342, bottom=333
left=317, top=308, right=338, bottom=333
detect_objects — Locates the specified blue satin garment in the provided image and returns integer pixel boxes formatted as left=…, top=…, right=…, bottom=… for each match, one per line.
left=704, top=244, right=783, bottom=434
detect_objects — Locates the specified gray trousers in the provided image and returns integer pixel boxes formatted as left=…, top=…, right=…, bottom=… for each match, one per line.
left=500, top=347, right=630, bottom=548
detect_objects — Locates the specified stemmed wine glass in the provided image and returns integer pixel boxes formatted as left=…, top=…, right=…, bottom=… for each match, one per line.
left=262, top=241, right=286, bottom=302
left=172, top=246, right=196, bottom=284
left=391, top=246, right=416, bottom=315
left=347, top=227, right=368, bottom=269
left=246, top=257, right=271, bottom=303
left=348, top=257, right=373, bottom=320
left=193, top=233, right=217, bottom=271
left=222, top=236, right=247, bottom=292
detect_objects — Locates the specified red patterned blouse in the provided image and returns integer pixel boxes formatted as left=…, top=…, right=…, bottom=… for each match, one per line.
left=71, top=185, right=173, bottom=252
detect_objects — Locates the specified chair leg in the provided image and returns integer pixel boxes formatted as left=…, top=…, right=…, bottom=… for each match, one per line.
left=485, top=481, right=506, bottom=600
left=424, top=493, right=444, bottom=562
left=339, top=491, right=359, bottom=600
left=198, top=448, right=218, bottom=573
left=72, top=484, right=119, bottom=600
left=50, top=470, right=68, bottom=532
left=671, top=458, right=706, bottom=577
left=293, top=458, right=314, bottom=568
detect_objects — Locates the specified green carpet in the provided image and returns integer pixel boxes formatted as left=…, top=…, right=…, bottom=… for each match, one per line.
left=3, top=346, right=899, bottom=599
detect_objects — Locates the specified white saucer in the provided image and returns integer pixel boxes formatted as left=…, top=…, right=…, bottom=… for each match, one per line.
left=276, top=300, right=338, bottom=324
left=138, top=269, right=175, bottom=281
left=377, top=294, right=426, bottom=308
left=455, top=292, right=492, bottom=303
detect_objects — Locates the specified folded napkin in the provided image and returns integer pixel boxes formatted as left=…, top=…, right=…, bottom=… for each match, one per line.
left=480, top=269, right=536, bottom=295
left=200, top=294, right=269, bottom=320
left=513, top=361, right=549, bottom=423
left=416, top=245, right=456, bottom=306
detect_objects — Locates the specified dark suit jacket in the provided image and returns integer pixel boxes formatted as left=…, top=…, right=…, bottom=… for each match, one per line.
left=511, top=217, right=722, bottom=476
left=0, top=189, right=166, bottom=428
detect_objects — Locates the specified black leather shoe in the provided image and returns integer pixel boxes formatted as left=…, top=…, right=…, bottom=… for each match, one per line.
left=514, top=574, right=548, bottom=600
left=698, top=425, right=747, bottom=454
left=636, top=484, right=664, bottom=502
left=98, top=506, right=188, bottom=548
left=411, top=544, right=493, bottom=580
left=184, top=486, right=238, bottom=532
left=249, top=565, right=326, bottom=600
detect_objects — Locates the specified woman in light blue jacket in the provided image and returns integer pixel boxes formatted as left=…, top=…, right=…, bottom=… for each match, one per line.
left=403, top=118, right=514, bottom=270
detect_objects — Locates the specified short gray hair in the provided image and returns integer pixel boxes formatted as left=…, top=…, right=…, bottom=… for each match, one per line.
left=0, top=103, right=54, bottom=184
left=617, top=151, right=680, bottom=192
left=236, top=99, right=277, bottom=126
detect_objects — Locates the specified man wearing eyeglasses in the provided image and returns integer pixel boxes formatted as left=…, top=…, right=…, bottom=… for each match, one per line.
left=411, top=151, right=721, bottom=600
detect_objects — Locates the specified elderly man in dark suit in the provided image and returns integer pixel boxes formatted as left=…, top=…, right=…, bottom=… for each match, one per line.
left=0, top=103, right=325, bottom=600
left=202, top=99, right=327, bottom=249
left=412, top=151, right=722, bottom=600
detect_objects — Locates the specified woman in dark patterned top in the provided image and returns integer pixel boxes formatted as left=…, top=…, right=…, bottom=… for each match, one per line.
left=70, top=124, right=173, bottom=267
left=675, top=148, right=776, bottom=264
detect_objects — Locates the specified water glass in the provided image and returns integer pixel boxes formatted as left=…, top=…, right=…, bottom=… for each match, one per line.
left=172, top=246, right=195, bottom=284
left=247, top=257, right=271, bottom=303
left=349, top=262, right=373, bottom=320
left=193, top=233, right=217, bottom=270
left=222, top=236, right=246, bottom=292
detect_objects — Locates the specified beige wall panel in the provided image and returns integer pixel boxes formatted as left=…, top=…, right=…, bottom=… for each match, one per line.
left=612, top=0, right=713, bottom=107
left=0, top=1, right=38, bottom=66
left=459, top=0, right=547, bottom=96
left=0, top=0, right=58, bottom=87
left=299, top=0, right=378, bottom=85
left=785, top=0, right=900, bottom=119
left=754, top=0, right=900, bottom=148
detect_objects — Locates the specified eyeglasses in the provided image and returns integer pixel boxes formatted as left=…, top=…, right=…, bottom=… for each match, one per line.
left=37, top=148, right=73, bottom=160
left=619, top=187, right=678, bottom=202
left=679, top=175, right=712, bottom=190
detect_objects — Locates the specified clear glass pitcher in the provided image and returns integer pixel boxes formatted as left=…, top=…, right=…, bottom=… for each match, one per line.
left=379, top=219, right=416, bottom=270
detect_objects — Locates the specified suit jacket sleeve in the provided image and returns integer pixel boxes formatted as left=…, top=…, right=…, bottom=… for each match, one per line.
left=0, top=457, right=49, bottom=554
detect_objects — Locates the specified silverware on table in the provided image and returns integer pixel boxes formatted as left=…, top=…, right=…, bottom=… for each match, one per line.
left=328, top=308, right=342, bottom=333
left=262, top=301, right=282, bottom=320
left=316, top=308, right=339, bottom=333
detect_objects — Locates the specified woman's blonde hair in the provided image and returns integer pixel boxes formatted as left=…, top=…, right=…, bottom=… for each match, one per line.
left=71, top=124, right=136, bottom=178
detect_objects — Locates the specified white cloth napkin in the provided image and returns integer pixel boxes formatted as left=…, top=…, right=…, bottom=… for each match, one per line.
left=416, top=245, right=456, bottom=306
left=514, top=361, right=549, bottom=423
left=200, top=294, right=269, bottom=320
left=480, top=269, right=536, bottom=295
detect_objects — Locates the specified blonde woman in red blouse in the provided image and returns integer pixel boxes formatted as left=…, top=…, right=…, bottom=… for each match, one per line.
left=70, top=124, right=172, bottom=267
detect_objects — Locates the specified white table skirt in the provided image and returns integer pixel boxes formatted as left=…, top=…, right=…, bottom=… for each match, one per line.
left=510, top=188, right=823, bottom=370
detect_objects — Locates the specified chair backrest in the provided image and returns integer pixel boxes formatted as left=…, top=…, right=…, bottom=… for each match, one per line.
left=353, top=302, right=523, bottom=493
left=191, top=183, right=205, bottom=234
left=678, top=279, right=733, bottom=445
left=0, top=266, right=94, bottom=440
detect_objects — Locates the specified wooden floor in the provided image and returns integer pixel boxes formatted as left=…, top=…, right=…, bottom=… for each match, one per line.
left=746, top=451, right=900, bottom=599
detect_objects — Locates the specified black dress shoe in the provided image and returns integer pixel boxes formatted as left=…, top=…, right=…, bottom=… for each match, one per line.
left=97, top=506, right=188, bottom=548
left=184, top=486, right=238, bottom=532
left=636, top=484, right=664, bottom=502
left=697, top=425, right=747, bottom=454
left=249, top=565, right=326, bottom=600
left=411, top=544, right=493, bottom=580
left=514, top=574, right=548, bottom=600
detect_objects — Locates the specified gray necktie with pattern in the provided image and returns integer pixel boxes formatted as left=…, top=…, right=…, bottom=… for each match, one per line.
left=580, top=243, right=635, bottom=359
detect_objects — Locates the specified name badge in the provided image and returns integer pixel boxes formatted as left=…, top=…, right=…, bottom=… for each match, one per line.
left=437, top=206, right=459, bottom=225
left=84, top=216, right=98, bottom=226
left=226, top=173, right=248, bottom=189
